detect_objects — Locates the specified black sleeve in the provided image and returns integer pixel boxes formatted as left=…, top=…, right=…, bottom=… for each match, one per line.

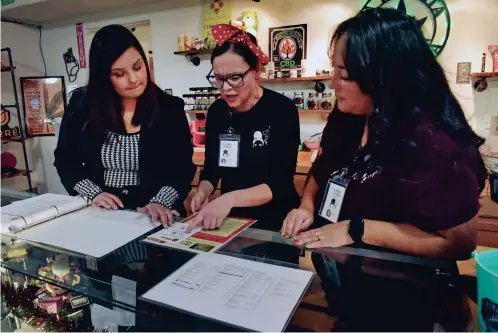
left=199, top=101, right=223, bottom=190
left=265, top=99, right=300, bottom=202
left=155, top=96, right=196, bottom=203
left=53, top=88, right=89, bottom=196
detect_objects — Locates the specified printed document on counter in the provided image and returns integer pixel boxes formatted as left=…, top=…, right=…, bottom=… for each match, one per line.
left=140, top=253, right=314, bottom=332
left=142, top=215, right=256, bottom=253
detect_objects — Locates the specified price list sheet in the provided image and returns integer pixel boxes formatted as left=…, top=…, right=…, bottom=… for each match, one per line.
left=140, top=253, right=314, bottom=332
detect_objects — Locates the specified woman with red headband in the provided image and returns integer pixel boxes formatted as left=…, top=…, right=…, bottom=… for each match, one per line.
left=187, top=25, right=300, bottom=232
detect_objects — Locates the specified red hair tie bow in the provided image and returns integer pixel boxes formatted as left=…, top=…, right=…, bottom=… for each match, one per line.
left=211, top=24, right=270, bottom=66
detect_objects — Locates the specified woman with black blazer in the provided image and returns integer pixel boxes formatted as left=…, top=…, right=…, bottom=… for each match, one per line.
left=54, top=25, right=195, bottom=226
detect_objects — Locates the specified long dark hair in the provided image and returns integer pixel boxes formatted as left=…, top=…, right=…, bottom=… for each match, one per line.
left=330, top=8, right=485, bottom=159
left=83, top=24, right=157, bottom=133
left=211, top=32, right=260, bottom=69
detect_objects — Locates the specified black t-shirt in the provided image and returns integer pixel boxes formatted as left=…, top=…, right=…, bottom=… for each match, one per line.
left=200, top=87, right=301, bottom=231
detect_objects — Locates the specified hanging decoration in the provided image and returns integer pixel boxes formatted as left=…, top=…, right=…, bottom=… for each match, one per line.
left=75, top=23, right=87, bottom=68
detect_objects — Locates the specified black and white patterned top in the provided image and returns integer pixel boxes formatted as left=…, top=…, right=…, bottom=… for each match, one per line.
left=101, top=130, right=140, bottom=188
left=73, top=130, right=179, bottom=208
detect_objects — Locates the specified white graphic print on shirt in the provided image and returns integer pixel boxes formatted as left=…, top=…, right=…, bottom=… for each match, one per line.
left=252, top=126, right=271, bottom=147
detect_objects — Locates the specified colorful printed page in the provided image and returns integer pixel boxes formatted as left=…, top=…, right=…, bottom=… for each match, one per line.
left=142, top=215, right=256, bottom=253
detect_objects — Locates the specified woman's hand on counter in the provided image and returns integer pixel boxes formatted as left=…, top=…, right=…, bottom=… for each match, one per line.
left=293, top=221, right=354, bottom=249
left=281, top=206, right=314, bottom=238
left=191, top=189, right=210, bottom=214
left=187, top=193, right=235, bottom=232
left=92, top=192, right=124, bottom=210
left=137, top=203, right=179, bottom=227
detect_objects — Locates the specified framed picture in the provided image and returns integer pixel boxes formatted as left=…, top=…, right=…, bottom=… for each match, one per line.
left=164, top=89, right=173, bottom=95
left=20, top=76, right=67, bottom=137
left=269, top=24, right=307, bottom=72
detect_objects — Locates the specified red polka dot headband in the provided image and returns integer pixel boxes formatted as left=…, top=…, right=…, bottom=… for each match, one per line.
left=211, top=24, right=270, bottom=66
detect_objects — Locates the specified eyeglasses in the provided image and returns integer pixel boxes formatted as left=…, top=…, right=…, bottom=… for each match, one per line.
left=206, top=68, right=251, bottom=89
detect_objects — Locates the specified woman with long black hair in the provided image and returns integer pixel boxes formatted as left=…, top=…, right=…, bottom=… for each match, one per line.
left=283, top=8, right=487, bottom=260
left=55, top=24, right=195, bottom=226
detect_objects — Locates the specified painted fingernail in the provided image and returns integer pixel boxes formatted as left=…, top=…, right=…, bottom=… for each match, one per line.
left=305, top=244, right=310, bottom=249
left=284, top=232, right=290, bottom=238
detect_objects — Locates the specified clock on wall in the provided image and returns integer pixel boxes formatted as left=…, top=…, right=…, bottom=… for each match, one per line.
left=361, top=0, right=451, bottom=57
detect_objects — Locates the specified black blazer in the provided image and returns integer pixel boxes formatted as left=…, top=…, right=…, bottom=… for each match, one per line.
left=54, top=85, right=195, bottom=210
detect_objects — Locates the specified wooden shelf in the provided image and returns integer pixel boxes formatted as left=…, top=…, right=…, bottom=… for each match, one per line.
left=174, top=49, right=214, bottom=56
left=1, top=137, right=22, bottom=143
left=299, top=109, right=332, bottom=113
left=185, top=109, right=332, bottom=115
left=259, top=75, right=330, bottom=84
left=470, top=72, right=498, bottom=78
left=1, top=169, right=31, bottom=180
left=1, top=66, right=14, bottom=72
left=186, top=110, right=208, bottom=114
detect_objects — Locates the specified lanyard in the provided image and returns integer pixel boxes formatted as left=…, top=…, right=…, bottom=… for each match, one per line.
left=227, top=109, right=234, bottom=134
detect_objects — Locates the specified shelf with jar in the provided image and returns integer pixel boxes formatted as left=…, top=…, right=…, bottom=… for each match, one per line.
left=288, top=91, right=335, bottom=113
left=183, top=87, right=221, bottom=112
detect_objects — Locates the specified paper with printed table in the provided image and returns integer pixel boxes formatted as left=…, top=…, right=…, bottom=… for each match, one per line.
left=140, top=252, right=314, bottom=332
left=142, top=214, right=256, bottom=253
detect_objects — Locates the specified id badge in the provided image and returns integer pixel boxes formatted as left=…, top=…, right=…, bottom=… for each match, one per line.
left=318, top=175, right=350, bottom=223
left=218, top=134, right=241, bottom=168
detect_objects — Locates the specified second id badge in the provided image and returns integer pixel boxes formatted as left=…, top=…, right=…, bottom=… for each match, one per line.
left=318, top=175, right=350, bottom=223
left=218, top=134, right=241, bottom=168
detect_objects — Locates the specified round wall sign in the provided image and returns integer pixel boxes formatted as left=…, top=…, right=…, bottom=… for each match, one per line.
left=361, top=0, right=451, bottom=57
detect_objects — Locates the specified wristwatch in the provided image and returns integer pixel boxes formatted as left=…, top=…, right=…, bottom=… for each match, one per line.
left=348, top=218, right=365, bottom=243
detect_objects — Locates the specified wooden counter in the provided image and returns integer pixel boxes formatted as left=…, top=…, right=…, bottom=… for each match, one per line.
left=193, top=151, right=314, bottom=175
left=477, top=183, right=498, bottom=247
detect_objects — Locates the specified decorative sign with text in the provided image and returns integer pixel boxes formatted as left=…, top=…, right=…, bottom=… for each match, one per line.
left=202, top=0, right=232, bottom=49
left=76, top=23, right=86, bottom=68
left=269, top=24, right=307, bottom=71
left=1, top=107, right=21, bottom=139
left=20, top=77, right=67, bottom=137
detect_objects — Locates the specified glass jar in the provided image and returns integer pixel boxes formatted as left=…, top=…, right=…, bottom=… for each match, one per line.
left=330, top=90, right=336, bottom=107
left=293, top=92, right=304, bottom=109
left=320, top=92, right=332, bottom=110
left=260, top=65, right=267, bottom=79
left=267, top=62, right=275, bottom=79
left=209, top=94, right=216, bottom=106
left=307, top=93, right=317, bottom=110
left=188, top=95, right=195, bottom=106
left=195, top=96, right=202, bottom=110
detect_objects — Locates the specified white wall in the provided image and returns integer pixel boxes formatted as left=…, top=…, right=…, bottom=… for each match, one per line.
left=41, top=0, right=498, bottom=125
left=8, top=0, right=498, bottom=193
left=440, top=0, right=498, bottom=136
left=1, top=22, right=60, bottom=193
